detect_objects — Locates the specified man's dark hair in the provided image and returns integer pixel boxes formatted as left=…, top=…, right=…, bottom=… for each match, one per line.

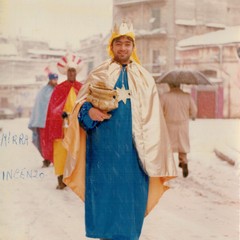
left=111, top=35, right=134, bottom=46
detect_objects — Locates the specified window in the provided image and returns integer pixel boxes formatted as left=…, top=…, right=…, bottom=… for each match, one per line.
left=88, top=61, right=94, bottom=74
left=152, top=50, right=161, bottom=73
left=0, top=97, right=8, bottom=107
left=237, top=47, right=240, bottom=59
left=151, top=8, right=160, bottom=29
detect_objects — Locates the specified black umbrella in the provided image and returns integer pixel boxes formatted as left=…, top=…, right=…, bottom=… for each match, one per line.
left=157, top=69, right=212, bottom=85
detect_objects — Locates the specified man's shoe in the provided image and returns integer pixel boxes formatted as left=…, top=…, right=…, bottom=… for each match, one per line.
left=56, top=175, right=66, bottom=190
left=42, top=159, right=51, bottom=168
left=182, top=163, right=188, bottom=178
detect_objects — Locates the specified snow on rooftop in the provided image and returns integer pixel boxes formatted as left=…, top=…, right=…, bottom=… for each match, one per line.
left=175, top=19, right=197, bottom=26
left=178, top=26, right=240, bottom=48
left=28, top=49, right=66, bottom=56
left=205, top=22, right=226, bottom=28
left=0, top=43, right=18, bottom=56
left=135, top=28, right=166, bottom=37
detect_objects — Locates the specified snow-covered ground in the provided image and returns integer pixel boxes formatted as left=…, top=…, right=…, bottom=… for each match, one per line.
left=0, top=118, right=239, bottom=240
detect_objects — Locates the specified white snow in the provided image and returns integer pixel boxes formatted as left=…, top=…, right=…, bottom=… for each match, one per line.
left=135, top=28, right=167, bottom=37
left=177, top=26, right=240, bottom=48
left=175, top=19, right=197, bottom=26
left=27, top=49, right=66, bottom=57
left=0, top=118, right=239, bottom=240
left=0, top=43, right=18, bottom=56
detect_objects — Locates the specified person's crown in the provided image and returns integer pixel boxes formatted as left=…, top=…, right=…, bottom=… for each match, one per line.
left=57, top=53, right=83, bottom=75
left=112, top=20, right=134, bottom=36
left=108, top=19, right=140, bottom=64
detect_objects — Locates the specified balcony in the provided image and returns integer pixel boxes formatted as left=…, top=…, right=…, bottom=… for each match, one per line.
left=114, top=0, right=157, bottom=6
left=135, top=27, right=167, bottom=38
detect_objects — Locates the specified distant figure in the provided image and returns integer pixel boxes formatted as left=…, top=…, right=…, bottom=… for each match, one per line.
left=160, top=83, right=197, bottom=177
left=28, top=73, right=58, bottom=167
left=43, top=54, right=83, bottom=190
left=16, top=105, right=23, bottom=118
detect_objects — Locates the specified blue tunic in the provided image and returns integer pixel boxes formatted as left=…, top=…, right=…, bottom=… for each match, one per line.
left=78, top=65, right=149, bottom=240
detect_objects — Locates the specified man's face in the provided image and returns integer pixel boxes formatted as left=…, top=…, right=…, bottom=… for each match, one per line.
left=67, top=68, right=77, bottom=82
left=49, top=79, right=58, bottom=87
left=111, top=36, right=134, bottom=64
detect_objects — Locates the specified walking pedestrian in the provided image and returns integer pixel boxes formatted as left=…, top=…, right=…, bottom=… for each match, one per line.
left=28, top=72, right=58, bottom=167
left=160, top=83, right=197, bottom=177
left=43, top=54, right=83, bottom=189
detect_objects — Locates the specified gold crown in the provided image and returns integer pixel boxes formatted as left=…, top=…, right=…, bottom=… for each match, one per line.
left=112, top=20, right=134, bottom=35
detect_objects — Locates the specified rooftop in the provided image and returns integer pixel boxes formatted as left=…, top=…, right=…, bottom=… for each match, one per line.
left=177, top=26, right=240, bottom=48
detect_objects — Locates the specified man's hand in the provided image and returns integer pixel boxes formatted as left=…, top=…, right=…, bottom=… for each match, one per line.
left=88, top=107, right=111, bottom=122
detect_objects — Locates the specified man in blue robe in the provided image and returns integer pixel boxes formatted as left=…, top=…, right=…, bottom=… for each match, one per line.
left=28, top=73, right=58, bottom=167
left=63, top=21, right=177, bottom=240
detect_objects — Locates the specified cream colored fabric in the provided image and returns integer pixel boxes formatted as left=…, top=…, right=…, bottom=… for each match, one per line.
left=86, top=82, right=118, bottom=111
left=160, top=88, right=197, bottom=153
left=63, top=105, right=86, bottom=201
left=63, top=59, right=177, bottom=215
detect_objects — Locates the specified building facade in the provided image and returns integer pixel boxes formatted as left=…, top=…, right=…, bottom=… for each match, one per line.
left=113, top=0, right=240, bottom=79
left=77, top=34, right=108, bottom=76
left=0, top=37, right=67, bottom=116
left=176, top=26, right=240, bottom=118
left=111, top=0, right=240, bottom=118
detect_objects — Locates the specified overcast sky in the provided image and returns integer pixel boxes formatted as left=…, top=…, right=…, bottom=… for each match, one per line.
left=0, top=0, right=113, bottom=48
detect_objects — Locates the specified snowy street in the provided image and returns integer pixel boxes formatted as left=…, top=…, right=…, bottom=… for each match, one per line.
left=0, top=118, right=239, bottom=240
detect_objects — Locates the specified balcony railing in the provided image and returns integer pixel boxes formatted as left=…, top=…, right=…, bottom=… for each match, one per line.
left=135, top=27, right=167, bottom=38
left=142, top=63, right=167, bottom=77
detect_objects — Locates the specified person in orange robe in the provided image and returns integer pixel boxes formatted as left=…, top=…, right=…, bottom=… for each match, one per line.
left=42, top=54, right=83, bottom=189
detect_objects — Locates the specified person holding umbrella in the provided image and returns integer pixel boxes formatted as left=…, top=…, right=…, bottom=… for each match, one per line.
left=160, top=82, right=197, bottom=177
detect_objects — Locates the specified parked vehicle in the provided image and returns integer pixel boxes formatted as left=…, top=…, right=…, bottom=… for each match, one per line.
left=0, top=108, right=16, bottom=119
